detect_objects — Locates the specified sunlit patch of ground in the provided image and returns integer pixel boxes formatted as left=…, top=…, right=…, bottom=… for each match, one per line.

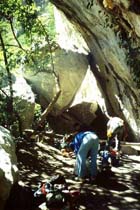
left=16, top=138, right=140, bottom=210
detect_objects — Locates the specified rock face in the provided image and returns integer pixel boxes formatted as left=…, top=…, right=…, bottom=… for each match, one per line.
left=0, top=126, right=18, bottom=210
left=12, top=75, right=35, bottom=131
left=25, top=48, right=88, bottom=112
left=24, top=47, right=108, bottom=135
left=46, top=0, right=140, bottom=141
left=2, top=75, right=35, bottom=132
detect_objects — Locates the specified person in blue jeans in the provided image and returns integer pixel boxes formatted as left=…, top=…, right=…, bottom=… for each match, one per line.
left=69, top=130, right=99, bottom=182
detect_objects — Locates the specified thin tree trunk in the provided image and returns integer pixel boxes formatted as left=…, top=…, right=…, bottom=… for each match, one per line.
left=35, top=20, right=61, bottom=129
left=37, top=89, right=61, bottom=126
left=0, top=32, right=13, bottom=113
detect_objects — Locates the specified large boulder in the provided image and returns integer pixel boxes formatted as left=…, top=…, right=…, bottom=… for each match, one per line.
left=23, top=1, right=140, bottom=141
left=24, top=48, right=89, bottom=114
left=24, top=49, right=107, bottom=135
left=12, top=75, right=35, bottom=131
left=48, top=1, right=140, bottom=141
left=0, top=126, right=18, bottom=210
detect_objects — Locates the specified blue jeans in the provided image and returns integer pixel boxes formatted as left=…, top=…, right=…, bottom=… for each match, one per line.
left=75, top=132, right=99, bottom=178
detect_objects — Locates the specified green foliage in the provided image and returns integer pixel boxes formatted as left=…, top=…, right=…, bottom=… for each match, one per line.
left=0, top=94, right=9, bottom=126
left=0, top=0, right=38, bottom=30
left=0, top=0, right=56, bottom=134
left=34, top=103, right=42, bottom=122
left=0, top=0, right=56, bottom=72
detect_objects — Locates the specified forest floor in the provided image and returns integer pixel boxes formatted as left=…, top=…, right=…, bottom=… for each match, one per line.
left=15, top=136, right=140, bottom=210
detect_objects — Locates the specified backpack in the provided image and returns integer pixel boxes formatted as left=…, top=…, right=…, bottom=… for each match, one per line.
left=34, top=174, right=69, bottom=208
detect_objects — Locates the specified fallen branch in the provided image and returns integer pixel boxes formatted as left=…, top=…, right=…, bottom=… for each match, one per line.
left=37, top=89, right=61, bottom=126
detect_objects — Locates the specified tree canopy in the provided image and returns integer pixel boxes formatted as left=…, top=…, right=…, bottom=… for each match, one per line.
left=0, top=0, right=56, bottom=134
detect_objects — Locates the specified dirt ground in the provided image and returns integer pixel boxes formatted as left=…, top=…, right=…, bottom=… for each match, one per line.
left=14, top=137, right=140, bottom=210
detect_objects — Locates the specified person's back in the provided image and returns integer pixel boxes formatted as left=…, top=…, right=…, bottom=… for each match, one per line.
left=70, top=131, right=95, bottom=154
left=70, top=130, right=99, bottom=182
left=106, top=117, right=124, bottom=166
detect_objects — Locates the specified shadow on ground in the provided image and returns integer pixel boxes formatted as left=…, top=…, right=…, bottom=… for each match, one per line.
left=5, top=138, right=140, bottom=210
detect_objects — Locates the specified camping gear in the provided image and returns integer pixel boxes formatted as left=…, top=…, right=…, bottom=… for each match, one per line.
left=34, top=174, right=80, bottom=210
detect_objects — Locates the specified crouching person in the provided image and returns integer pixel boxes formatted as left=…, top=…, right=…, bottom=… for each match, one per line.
left=68, top=129, right=99, bottom=183
left=106, top=116, right=125, bottom=166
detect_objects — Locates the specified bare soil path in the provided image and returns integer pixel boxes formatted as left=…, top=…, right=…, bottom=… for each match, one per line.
left=14, top=138, right=140, bottom=210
